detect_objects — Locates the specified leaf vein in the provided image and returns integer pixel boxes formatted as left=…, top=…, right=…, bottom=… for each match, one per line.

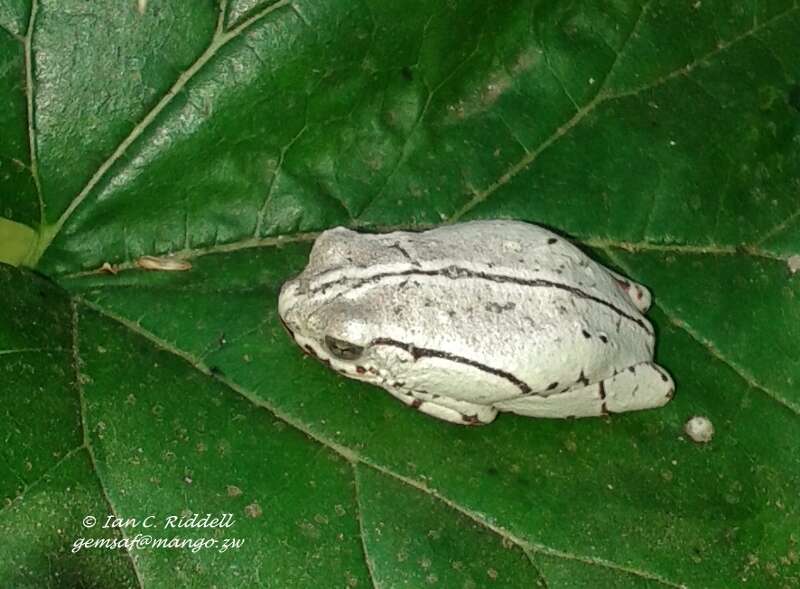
left=254, top=104, right=310, bottom=237
left=24, top=0, right=44, bottom=232
left=358, top=12, right=484, bottom=219
left=0, top=445, right=84, bottom=519
left=0, top=347, right=63, bottom=356
left=522, top=547, right=550, bottom=589
left=352, top=464, right=380, bottom=589
left=38, top=0, right=295, bottom=264
left=448, top=3, right=798, bottom=222
left=0, top=18, right=22, bottom=42
left=754, top=206, right=800, bottom=246
left=602, top=250, right=800, bottom=417
left=71, top=301, right=146, bottom=589
left=360, top=459, right=686, bottom=589
left=606, top=5, right=798, bottom=102
left=77, top=296, right=687, bottom=587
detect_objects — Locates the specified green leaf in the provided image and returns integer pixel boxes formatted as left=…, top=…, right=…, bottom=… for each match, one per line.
left=2, top=0, right=799, bottom=586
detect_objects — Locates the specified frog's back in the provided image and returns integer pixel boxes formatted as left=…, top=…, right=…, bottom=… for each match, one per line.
left=382, top=220, right=631, bottom=308
left=311, top=221, right=655, bottom=399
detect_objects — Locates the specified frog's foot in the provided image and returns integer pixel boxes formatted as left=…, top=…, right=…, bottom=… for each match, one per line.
left=603, top=362, right=674, bottom=413
left=493, top=362, right=674, bottom=418
left=383, top=386, right=497, bottom=425
left=605, top=268, right=652, bottom=313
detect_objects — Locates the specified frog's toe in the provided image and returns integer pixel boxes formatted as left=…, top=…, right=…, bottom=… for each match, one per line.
left=399, top=389, right=498, bottom=425
left=604, top=361, right=674, bottom=413
left=415, top=400, right=497, bottom=425
left=606, top=269, right=653, bottom=313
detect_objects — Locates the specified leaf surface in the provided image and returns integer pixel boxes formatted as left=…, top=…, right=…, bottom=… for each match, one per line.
left=1, top=0, right=799, bottom=587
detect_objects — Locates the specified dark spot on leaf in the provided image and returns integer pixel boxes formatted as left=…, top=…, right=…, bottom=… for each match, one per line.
left=547, top=238, right=557, bottom=244
left=789, top=84, right=800, bottom=112
left=356, top=366, right=366, bottom=374
left=411, top=399, right=423, bottom=408
left=547, top=381, right=559, bottom=390
left=582, top=330, right=591, bottom=338
left=599, top=334, right=608, bottom=343
left=401, top=66, right=413, bottom=81
left=209, top=366, right=224, bottom=377
left=487, top=467, right=499, bottom=476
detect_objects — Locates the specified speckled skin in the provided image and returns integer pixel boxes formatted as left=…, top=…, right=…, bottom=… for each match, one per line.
left=278, top=220, right=674, bottom=425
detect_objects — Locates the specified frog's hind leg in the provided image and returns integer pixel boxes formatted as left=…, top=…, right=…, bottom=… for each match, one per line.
left=383, top=386, right=497, bottom=425
left=494, top=362, right=674, bottom=418
left=493, top=383, right=606, bottom=418
left=605, top=268, right=652, bottom=313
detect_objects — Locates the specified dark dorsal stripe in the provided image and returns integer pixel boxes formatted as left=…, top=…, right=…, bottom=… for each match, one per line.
left=313, top=265, right=651, bottom=334
left=371, top=337, right=533, bottom=395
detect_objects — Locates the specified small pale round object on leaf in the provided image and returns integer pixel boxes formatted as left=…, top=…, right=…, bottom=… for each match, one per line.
left=684, top=416, right=714, bottom=443
left=787, top=255, right=800, bottom=275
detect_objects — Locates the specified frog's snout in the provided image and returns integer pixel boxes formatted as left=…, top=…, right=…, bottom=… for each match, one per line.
left=277, top=279, right=301, bottom=321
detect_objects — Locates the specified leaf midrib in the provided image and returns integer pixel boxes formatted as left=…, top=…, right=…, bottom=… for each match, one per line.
left=51, top=231, right=791, bottom=282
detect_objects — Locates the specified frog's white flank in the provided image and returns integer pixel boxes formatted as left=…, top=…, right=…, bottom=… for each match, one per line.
left=278, top=220, right=674, bottom=425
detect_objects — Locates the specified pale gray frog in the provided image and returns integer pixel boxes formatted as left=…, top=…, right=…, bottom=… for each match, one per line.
left=278, top=220, right=674, bottom=425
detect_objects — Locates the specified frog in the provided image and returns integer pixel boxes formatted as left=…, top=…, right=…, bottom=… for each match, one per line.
left=277, top=220, right=674, bottom=425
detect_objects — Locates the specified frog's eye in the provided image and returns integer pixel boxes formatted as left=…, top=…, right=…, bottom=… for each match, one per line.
left=324, top=336, right=364, bottom=360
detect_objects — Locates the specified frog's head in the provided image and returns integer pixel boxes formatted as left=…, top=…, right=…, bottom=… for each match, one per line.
left=277, top=227, right=405, bottom=384
left=278, top=283, right=400, bottom=384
